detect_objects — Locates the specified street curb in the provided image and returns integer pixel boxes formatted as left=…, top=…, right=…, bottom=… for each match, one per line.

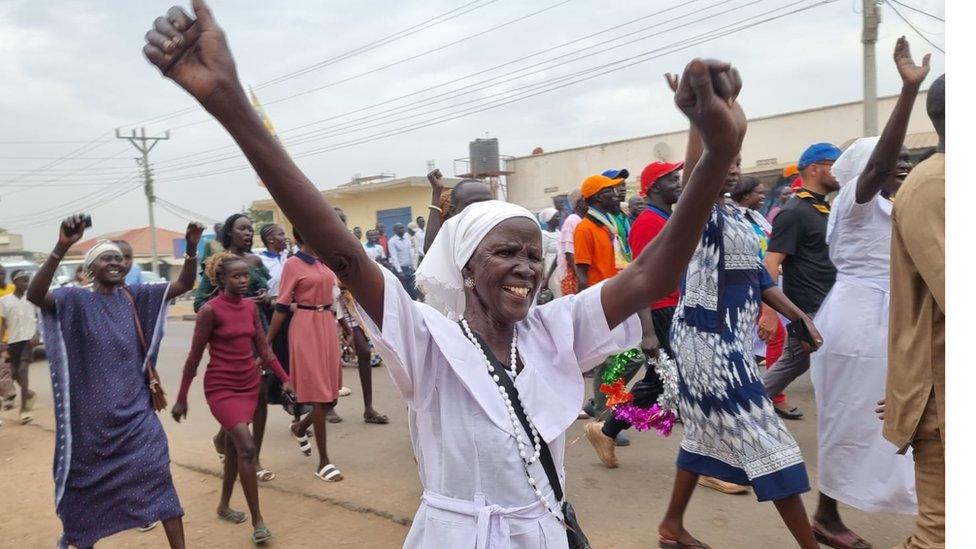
left=167, top=314, right=197, bottom=321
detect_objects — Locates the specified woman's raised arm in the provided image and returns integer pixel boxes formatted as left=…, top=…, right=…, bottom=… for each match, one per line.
left=28, top=215, right=88, bottom=312
left=142, top=0, right=385, bottom=326
left=602, top=59, right=746, bottom=328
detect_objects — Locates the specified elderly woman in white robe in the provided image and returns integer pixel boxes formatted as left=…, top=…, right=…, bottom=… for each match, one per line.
left=142, top=3, right=748, bottom=545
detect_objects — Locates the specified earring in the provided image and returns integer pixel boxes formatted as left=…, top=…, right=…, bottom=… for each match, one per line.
left=463, top=277, right=475, bottom=289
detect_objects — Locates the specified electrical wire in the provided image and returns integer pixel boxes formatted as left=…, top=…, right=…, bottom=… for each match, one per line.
left=1, top=176, right=143, bottom=228
left=157, top=0, right=837, bottom=183
left=885, top=1, right=945, bottom=53
left=887, top=0, right=944, bottom=22
left=156, top=197, right=221, bottom=223
left=6, top=184, right=145, bottom=230
left=127, top=0, right=509, bottom=128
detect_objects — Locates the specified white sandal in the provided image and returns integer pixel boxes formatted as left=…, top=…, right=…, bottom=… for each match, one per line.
left=293, top=431, right=312, bottom=456
left=256, top=469, right=276, bottom=482
left=315, top=463, right=343, bottom=482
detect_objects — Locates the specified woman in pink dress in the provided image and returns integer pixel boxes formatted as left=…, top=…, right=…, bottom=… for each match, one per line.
left=173, top=252, right=293, bottom=545
left=267, top=229, right=344, bottom=482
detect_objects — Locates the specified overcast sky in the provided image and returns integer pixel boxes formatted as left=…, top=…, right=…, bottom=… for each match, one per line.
left=0, top=0, right=944, bottom=250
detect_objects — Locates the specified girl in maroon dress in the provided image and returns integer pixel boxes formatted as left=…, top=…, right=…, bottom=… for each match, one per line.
left=173, top=252, right=293, bottom=545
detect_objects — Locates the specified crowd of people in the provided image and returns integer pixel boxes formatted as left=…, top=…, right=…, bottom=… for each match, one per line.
left=0, top=2, right=944, bottom=547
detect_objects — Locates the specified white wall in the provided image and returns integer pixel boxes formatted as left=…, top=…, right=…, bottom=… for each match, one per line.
left=507, top=93, right=932, bottom=211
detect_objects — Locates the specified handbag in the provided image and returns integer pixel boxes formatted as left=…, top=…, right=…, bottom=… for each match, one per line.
left=492, top=356, right=591, bottom=549
left=122, top=287, right=168, bottom=413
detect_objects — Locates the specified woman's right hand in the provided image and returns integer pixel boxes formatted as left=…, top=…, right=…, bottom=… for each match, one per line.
left=143, top=0, right=242, bottom=108
left=58, top=215, right=87, bottom=250
left=672, top=59, right=746, bottom=158
left=171, top=401, right=188, bottom=423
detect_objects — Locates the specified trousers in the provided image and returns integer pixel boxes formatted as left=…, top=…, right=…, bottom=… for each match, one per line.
left=897, top=391, right=945, bottom=548
left=762, top=311, right=815, bottom=398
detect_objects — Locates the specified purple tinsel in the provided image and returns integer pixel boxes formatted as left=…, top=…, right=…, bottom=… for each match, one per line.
left=612, top=403, right=677, bottom=437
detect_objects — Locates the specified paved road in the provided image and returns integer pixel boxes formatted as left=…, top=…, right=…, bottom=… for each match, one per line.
left=10, top=318, right=915, bottom=548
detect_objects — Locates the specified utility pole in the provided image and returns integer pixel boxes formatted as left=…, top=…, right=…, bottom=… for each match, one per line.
left=116, top=127, right=169, bottom=275
left=862, top=0, right=881, bottom=136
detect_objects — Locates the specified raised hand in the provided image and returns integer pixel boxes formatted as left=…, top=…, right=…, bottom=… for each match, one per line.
left=143, top=0, right=241, bottom=106
left=427, top=169, right=444, bottom=190
left=58, top=214, right=88, bottom=249
left=185, top=221, right=205, bottom=250
left=893, top=36, right=931, bottom=89
left=673, top=59, right=746, bottom=158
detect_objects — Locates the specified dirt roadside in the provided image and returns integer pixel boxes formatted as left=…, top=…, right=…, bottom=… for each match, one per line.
left=0, top=421, right=408, bottom=548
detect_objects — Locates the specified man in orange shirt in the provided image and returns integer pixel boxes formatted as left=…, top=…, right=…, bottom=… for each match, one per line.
left=575, top=173, right=640, bottom=445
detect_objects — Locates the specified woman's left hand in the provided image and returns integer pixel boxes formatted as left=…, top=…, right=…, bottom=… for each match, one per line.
left=185, top=222, right=205, bottom=249
left=800, top=316, right=823, bottom=353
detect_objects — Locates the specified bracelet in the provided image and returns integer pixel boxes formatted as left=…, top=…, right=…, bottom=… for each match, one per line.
left=50, top=251, right=63, bottom=261
left=427, top=205, right=442, bottom=213
left=185, top=254, right=197, bottom=260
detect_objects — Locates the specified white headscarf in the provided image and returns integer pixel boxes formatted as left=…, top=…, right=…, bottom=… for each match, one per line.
left=415, top=200, right=537, bottom=319
left=827, top=137, right=879, bottom=240
left=538, top=207, right=558, bottom=225
left=83, top=240, right=122, bottom=271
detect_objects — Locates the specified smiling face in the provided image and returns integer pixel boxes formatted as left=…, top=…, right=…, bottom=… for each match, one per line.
left=220, top=259, right=250, bottom=297
left=91, top=251, right=125, bottom=287
left=463, top=218, right=544, bottom=324
left=229, top=217, right=254, bottom=252
left=886, top=147, right=915, bottom=196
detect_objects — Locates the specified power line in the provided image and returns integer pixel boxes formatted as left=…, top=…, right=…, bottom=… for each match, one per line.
left=156, top=197, right=220, bottom=223
left=150, top=0, right=722, bottom=169
left=887, top=0, right=944, bottom=22
left=4, top=182, right=144, bottom=230
left=161, top=0, right=577, bottom=132
left=157, top=0, right=836, bottom=183
left=1, top=174, right=142, bottom=226
left=885, top=1, right=944, bottom=53
left=128, top=0, right=508, bottom=128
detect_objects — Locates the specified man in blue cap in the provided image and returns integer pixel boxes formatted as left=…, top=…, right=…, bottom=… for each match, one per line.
left=759, top=142, right=841, bottom=421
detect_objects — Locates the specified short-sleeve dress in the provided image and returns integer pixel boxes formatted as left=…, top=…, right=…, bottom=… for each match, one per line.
left=40, top=283, right=183, bottom=548
left=671, top=204, right=810, bottom=501
left=275, top=251, right=342, bottom=404
left=355, top=267, right=640, bottom=548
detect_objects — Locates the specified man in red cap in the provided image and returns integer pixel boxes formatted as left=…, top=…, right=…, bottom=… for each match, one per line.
left=584, top=161, right=684, bottom=468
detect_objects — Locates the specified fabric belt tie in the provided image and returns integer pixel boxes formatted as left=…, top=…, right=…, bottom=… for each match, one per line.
left=421, top=490, right=547, bottom=549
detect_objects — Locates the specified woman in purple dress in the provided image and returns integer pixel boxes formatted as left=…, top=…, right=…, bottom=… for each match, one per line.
left=28, top=216, right=203, bottom=549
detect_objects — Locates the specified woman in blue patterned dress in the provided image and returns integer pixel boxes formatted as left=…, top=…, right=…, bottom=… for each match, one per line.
left=657, top=132, right=824, bottom=547
left=28, top=216, right=203, bottom=548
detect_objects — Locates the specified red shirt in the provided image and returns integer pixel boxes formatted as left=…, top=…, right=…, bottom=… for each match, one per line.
left=628, top=206, right=680, bottom=310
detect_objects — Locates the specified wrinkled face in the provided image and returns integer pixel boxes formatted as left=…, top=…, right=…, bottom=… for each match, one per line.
left=230, top=217, right=254, bottom=251
left=592, top=185, right=623, bottom=214
left=220, top=260, right=250, bottom=296
left=91, top=251, right=125, bottom=287
left=265, top=226, right=287, bottom=252
left=655, top=171, right=683, bottom=204
left=723, top=155, right=742, bottom=195
left=116, top=242, right=134, bottom=275
left=464, top=218, right=544, bottom=323
left=353, top=227, right=363, bottom=239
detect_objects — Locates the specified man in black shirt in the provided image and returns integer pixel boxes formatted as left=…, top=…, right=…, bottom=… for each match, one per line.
left=760, top=142, right=841, bottom=418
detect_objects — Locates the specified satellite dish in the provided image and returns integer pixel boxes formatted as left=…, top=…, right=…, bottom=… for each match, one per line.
left=653, top=142, right=670, bottom=160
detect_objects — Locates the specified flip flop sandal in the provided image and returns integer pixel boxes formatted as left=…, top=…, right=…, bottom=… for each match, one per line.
left=659, top=538, right=710, bottom=548
left=338, top=386, right=352, bottom=397
left=212, top=437, right=225, bottom=463
left=364, top=413, right=389, bottom=424
left=19, top=412, right=33, bottom=425
left=256, top=469, right=276, bottom=482
left=217, top=509, right=247, bottom=524
left=811, top=520, right=872, bottom=549
left=291, top=425, right=312, bottom=456
left=327, top=411, right=343, bottom=424
left=775, top=406, right=804, bottom=420
left=137, top=521, right=159, bottom=532
left=251, top=527, right=272, bottom=544
left=315, top=463, right=344, bottom=482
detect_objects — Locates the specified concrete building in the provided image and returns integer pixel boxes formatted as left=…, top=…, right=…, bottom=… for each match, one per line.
left=0, top=230, right=25, bottom=254
left=506, top=92, right=936, bottom=212
left=251, top=174, right=464, bottom=238
left=67, top=226, right=186, bottom=280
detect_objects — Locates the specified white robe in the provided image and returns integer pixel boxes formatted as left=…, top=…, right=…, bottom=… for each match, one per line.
left=810, top=181, right=916, bottom=514
left=356, top=268, right=640, bottom=548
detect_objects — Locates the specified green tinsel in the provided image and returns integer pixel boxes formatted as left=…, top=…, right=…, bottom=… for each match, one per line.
left=601, top=349, right=643, bottom=384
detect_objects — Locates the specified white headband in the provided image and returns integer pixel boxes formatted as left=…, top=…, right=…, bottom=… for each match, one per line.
left=84, top=240, right=123, bottom=271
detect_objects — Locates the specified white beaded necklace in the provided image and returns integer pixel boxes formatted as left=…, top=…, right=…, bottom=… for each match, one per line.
left=459, top=316, right=563, bottom=523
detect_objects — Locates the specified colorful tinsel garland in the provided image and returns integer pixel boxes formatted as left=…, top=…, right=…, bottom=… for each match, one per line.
left=599, top=349, right=680, bottom=436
